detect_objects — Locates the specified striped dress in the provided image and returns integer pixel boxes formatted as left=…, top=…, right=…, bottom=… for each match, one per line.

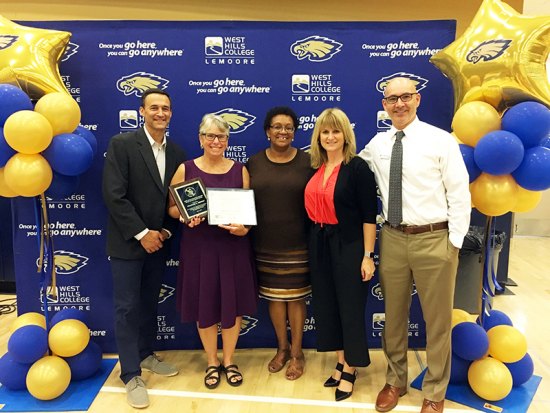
left=247, top=149, right=313, bottom=301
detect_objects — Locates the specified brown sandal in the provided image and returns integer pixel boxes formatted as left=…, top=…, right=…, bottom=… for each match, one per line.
left=285, top=354, right=305, bottom=380
left=268, top=348, right=291, bottom=373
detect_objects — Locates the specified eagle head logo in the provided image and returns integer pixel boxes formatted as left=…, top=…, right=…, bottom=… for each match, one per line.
left=0, top=35, right=18, bottom=50
left=372, top=283, right=384, bottom=300
left=214, top=108, right=256, bottom=134
left=116, top=72, right=169, bottom=97
left=158, top=284, right=175, bottom=304
left=52, top=251, right=89, bottom=275
left=466, top=39, right=512, bottom=64
left=290, top=36, right=342, bottom=62
left=62, top=42, right=79, bottom=62
left=216, top=315, right=258, bottom=336
left=376, top=73, right=429, bottom=95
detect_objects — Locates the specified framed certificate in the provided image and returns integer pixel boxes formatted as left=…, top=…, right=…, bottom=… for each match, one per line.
left=206, top=188, right=257, bottom=226
left=169, top=178, right=208, bottom=223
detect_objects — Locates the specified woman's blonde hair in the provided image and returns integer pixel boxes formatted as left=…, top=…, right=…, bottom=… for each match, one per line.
left=309, top=108, right=356, bottom=169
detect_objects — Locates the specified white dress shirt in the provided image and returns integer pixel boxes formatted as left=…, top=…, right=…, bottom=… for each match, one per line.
left=135, top=127, right=169, bottom=241
left=359, top=117, right=471, bottom=248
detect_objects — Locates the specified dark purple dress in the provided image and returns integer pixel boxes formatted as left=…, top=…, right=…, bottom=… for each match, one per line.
left=176, top=159, right=257, bottom=329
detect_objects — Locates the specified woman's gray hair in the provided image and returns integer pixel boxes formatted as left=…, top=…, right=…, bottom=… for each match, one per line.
left=199, top=113, right=230, bottom=136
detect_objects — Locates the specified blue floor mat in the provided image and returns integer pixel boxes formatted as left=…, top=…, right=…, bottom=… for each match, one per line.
left=411, top=368, right=542, bottom=413
left=0, top=358, right=117, bottom=412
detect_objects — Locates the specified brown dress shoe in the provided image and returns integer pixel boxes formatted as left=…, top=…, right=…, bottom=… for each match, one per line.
left=420, top=399, right=444, bottom=413
left=375, top=383, right=407, bottom=412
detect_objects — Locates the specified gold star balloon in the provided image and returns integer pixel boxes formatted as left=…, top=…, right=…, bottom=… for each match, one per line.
left=0, top=15, right=71, bottom=99
left=430, top=0, right=550, bottom=112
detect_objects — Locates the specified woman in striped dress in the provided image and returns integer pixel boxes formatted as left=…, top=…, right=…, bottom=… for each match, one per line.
left=247, top=106, right=313, bottom=380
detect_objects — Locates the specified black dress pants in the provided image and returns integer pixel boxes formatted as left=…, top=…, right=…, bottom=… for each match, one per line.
left=309, top=223, right=370, bottom=367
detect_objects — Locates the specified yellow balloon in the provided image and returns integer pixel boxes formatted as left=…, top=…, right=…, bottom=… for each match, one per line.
left=3, top=110, right=53, bottom=154
left=4, top=153, right=52, bottom=197
left=26, top=356, right=71, bottom=400
left=487, top=325, right=527, bottom=363
left=10, top=312, right=46, bottom=334
left=431, top=0, right=550, bottom=111
left=468, top=357, right=512, bottom=401
left=511, top=187, right=542, bottom=213
left=451, top=101, right=501, bottom=147
left=0, top=167, right=18, bottom=198
left=48, top=319, right=90, bottom=357
left=470, top=173, right=518, bottom=217
left=452, top=308, right=473, bottom=328
left=34, top=93, right=81, bottom=136
left=0, top=16, right=71, bottom=100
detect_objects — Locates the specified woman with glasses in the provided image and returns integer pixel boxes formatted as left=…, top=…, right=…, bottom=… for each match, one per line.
left=168, top=113, right=257, bottom=390
left=305, top=108, right=377, bottom=401
left=247, top=106, right=313, bottom=380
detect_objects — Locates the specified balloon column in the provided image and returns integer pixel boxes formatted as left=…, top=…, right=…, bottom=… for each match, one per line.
left=431, top=0, right=550, bottom=217
left=431, top=0, right=550, bottom=322
left=0, top=309, right=102, bottom=400
left=450, top=309, right=534, bottom=402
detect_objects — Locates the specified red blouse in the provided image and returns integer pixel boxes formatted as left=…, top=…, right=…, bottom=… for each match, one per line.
left=305, top=163, right=340, bottom=224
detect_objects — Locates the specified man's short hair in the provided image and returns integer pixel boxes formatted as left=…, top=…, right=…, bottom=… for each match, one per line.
left=141, top=88, right=171, bottom=107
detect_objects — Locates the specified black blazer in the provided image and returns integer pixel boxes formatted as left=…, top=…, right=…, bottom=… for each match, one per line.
left=333, top=156, right=378, bottom=244
left=102, top=128, right=186, bottom=259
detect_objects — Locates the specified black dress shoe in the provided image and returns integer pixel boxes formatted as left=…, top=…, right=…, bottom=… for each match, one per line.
left=323, top=362, right=344, bottom=387
left=335, top=370, right=357, bottom=401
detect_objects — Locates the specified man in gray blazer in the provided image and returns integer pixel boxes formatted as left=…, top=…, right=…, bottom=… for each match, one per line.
left=103, top=88, right=186, bottom=408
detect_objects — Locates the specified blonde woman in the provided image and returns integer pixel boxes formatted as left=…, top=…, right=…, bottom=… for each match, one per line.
left=304, top=108, right=377, bottom=401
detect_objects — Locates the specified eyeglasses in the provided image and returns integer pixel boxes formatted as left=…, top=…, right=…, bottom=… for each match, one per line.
left=201, top=133, right=228, bottom=142
left=383, top=93, right=418, bottom=104
left=270, top=124, right=295, bottom=133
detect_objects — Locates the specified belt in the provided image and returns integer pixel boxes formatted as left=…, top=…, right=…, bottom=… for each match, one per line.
left=384, top=221, right=448, bottom=235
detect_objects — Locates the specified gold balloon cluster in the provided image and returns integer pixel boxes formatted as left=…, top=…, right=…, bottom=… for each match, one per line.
left=0, top=312, right=96, bottom=400
left=431, top=0, right=550, bottom=216
left=0, top=15, right=71, bottom=100
left=0, top=91, right=82, bottom=197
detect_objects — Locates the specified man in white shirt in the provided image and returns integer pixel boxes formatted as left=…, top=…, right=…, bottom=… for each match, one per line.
left=359, top=77, right=471, bottom=413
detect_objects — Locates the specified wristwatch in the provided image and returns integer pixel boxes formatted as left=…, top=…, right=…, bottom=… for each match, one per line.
left=364, top=251, right=374, bottom=259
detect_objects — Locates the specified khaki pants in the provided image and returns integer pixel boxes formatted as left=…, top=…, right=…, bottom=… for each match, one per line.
left=379, top=225, right=459, bottom=401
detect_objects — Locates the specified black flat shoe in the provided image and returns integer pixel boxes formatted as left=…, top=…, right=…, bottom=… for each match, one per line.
left=335, top=370, right=357, bottom=401
left=323, top=362, right=344, bottom=387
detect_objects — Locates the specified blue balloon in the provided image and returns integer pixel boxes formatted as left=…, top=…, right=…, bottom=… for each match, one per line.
left=50, top=308, right=88, bottom=328
left=540, top=135, right=550, bottom=149
left=450, top=353, right=471, bottom=384
left=512, top=146, right=550, bottom=191
left=505, top=353, right=534, bottom=387
left=43, top=133, right=93, bottom=176
left=0, top=126, right=17, bottom=167
left=452, top=322, right=489, bottom=361
left=0, top=84, right=33, bottom=126
left=46, top=171, right=80, bottom=199
left=7, top=325, right=48, bottom=364
left=474, top=131, right=524, bottom=175
left=73, top=126, right=98, bottom=156
left=502, top=101, right=550, bottom=149
left=477, top=309, right=513, bottom=331
left=459, top=144, right=481, bottom=183
left=64, top=340, right=102, bottom=381
left=0, top=352, right=32, bottom=390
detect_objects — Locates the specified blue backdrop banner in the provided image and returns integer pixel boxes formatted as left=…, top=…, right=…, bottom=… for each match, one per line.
left=13, top=20, right=456, bottom=352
